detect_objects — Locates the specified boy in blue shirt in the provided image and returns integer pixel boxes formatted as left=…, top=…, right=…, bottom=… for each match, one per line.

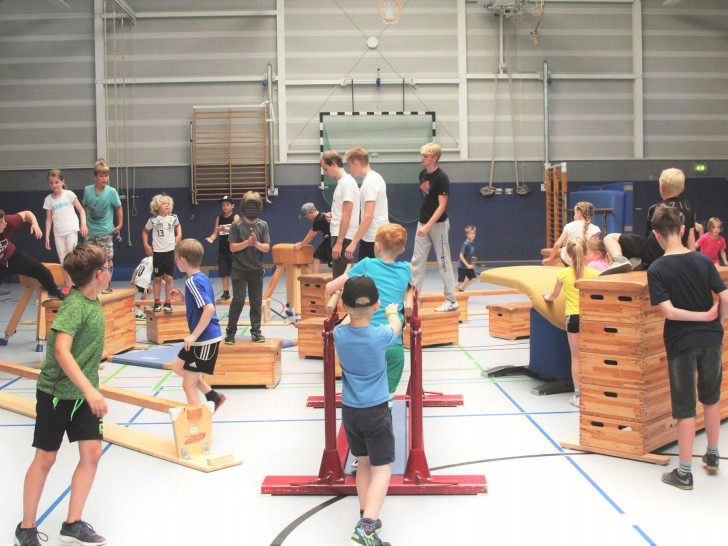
left=648, top=205, right=728, bottom=490
left=169, top=239, right=226, bottom=410
left=335, top=275, right=401, bottom=546
left=456, top=225, right=477, bottom=292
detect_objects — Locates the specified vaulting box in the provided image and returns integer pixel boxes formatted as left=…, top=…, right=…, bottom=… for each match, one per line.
left=419, top=292, right=469, bottom=323
left=579, top=320, right=664, bottom=357
left=486, top=301, right=531, bottom=340
left=580, top=382, right=672, bottom=422
left=43, top=288, right=136, bottom=360
left=299, top=275, right=332, bottom=319
left=145, top=308, right=188, bottom=344
left=578, top=412, right=677, bottom=456
left=403, top=309, right=459, bottom=348
left=580, top=352, right=668, bottom=389
left=293, top=317, right=342, bottom=376
left=203, top=337, right=282, bottom=388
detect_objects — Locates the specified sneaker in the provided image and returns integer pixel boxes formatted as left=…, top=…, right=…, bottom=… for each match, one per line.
left=163, top=303, right=173, bottom=313
left=628, top=257, right=643, bottom=271
left=218, top=292, right=231, bottom=302
left=48, top=288, right=66, bottom=301
left=569, top=394, right=580, bottom=408
left=599, top=256, right=632, bottom=276
left=59, top=520, right=106, bottom=545
left=213, top=393, right=226, bottom=412
left=661, top=468, right=693, bottom=490
left=703, top=451, right=720, bottom=471
left=135, top=313, right=145, bottom=321
left=251, top=332, right=266, bottom=343
left=224, top=332, right=236, bottom=345
left=350, top=457, right=359, bottom=469
left=355, top=519, right=382, bottom=532
left=60, top=286, right=71, bottom=296
left=14, top=523, right=48, bottom=546
left=349, top=527, right=390, bottom=546
left=434, top=300, right=459, bottom=312
left=152, top=303, right=162, bottom=312
left=102, top=286, right=113, bottom=294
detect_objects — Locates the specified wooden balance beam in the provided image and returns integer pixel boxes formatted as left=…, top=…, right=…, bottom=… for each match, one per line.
left=0, top=360, right=241, bottom=472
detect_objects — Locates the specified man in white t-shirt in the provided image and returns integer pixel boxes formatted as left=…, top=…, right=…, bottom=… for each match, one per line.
left=344, top=147, right=389, bottom=261
left=321, top=151, right=361, bottom=278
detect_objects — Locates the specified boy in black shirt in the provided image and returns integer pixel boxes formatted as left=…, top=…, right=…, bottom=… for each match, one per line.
left=294, top=203, right=332, bottom=274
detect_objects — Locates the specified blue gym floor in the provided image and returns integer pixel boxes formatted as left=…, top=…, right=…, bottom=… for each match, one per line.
left=1, top=268, right=726, bottom=546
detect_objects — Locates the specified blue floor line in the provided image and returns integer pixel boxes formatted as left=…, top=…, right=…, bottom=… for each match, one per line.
left=493, top=382, right=657, bottom=545
left=632, top=525, right=657, bottom=546
left=0, top=376, right=22, bottom=390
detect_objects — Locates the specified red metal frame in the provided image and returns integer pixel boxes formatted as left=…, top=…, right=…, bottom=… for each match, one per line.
left=261, top=295, right=487, bottom=495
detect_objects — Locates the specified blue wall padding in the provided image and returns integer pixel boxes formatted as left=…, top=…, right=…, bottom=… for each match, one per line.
left=601, top=182, right=634, bottom=234
left=569, top=190, right=624, bottom=236
left=528, top=310, right=571, bottom=380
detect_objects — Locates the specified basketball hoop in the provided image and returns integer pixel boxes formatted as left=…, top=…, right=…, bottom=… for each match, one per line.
left=378, top=0, right=402, bottom=24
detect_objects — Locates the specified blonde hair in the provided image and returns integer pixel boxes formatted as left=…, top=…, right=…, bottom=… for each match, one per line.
left=587, top=238, right=608, bottom=261
left=150, top=194, right=174, bottom=216
left=93, top=158, right=110, bottom=176
left=420, top=142, right=442, bottom=161
left=344, top=147, right=370, bottom=166
left=175, top=238, right=204, bottom=267
left=574, top=201, right=595, bottom=241
left=707, top=217, right=723, bottom=232
left=375, top=223, right=407, bottom=254
left=321, top=150, right=343, bottom=168
left=566, top=237, right=587, bottom=280
left=465, top=225, right=476, bottom=234
left=63, top=243, right=107, bottom=287
left=659, top=168, right=685, bottom=196
left=48, top=169, right=67, bottom=190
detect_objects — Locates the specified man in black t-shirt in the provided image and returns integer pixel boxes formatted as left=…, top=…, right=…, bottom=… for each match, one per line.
left=294, top=203, right=332, bottom=274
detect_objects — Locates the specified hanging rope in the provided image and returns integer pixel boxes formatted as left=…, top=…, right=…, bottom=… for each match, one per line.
left=120, top=17, right=132, bottom=245
left=481, top=30, right=500, bottom=198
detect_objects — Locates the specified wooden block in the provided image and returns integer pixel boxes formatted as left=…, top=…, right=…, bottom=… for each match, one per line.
left=43, top=288, right=137, bottom=360
left=298, top=275, right=333, bottom=320
left=486, top=301, right=531, bottom=340
left=272, top=243, right=314, bottom=265
left=145, top=308, right=188, bottom=344
left=580, top=351, right=668, bottom=389
left=202, top=338, right=283, bottom=388
left=419, top=292, right=469, bottom=323
left=403, top=309, right=459, bottom=348
left=580, top=382, right=672, bottom=421
left=580, top=286, right=662, bottom=325
left=580, top=319, right=664, bottom=357
left=579, top=412, right=677, bottom=456
left=293, top=318, right=342, bottom=375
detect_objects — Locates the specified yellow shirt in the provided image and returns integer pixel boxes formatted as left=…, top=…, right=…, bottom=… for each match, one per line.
left=557, top=266, right=599, bottom=316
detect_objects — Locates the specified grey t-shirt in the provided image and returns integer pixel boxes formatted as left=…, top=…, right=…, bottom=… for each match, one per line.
left=228, top=218, right=270, bottom=271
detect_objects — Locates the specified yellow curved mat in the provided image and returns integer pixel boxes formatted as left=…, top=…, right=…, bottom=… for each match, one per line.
left=480, top=266, right=565, bottom=330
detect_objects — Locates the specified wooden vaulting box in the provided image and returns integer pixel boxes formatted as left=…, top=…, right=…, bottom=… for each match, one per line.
left=203, top=338, right=283, bottom=388
left=486, top=301, right=531, bottom=340
left=145, top=308, right=188, bottom=344
left=419, top=292, right=469, bottom=323
left=403, top=309, right=459, bottom=348
left=298, top=275, right=332, bottom=319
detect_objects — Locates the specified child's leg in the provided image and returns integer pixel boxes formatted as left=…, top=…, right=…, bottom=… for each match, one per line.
left=153, top=276, right=162, bottom=302
left=21, top=449, right=58, bottom=527
left=385, top=344, right=405, bottom=404
left=703, top=402, right=720, bottom=448
left=356, top=458, right=392, bottom=521
left=676, top=417, right=696, bottom=464
left=312, top=258, right=321, bottom=274
left=66, top=440, right=103, bottom=523
left=226, top=272, right=248, bottom=335
left=222, top=275, right=230, bottom=293
left=181, top=370, right=203, bottom=406
left=247, top=269, right=265, bottom=333
left=567, top=331, right=580, bottom=390
left=163, top=273, right=173, bottom=302
left=603, top=233, right=623, bottom=259
left=462, top=277, right=477, bottom=290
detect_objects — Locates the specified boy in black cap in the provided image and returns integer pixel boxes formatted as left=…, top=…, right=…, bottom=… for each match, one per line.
left=293, top=203, right=332, bottom=274
left=334, top=275, right=401, bottom=546
left=205, top=195, right=239, bottom=301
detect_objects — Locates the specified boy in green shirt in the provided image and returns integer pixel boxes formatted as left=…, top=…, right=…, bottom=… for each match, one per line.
left=14, top=243, right=110, bottom=546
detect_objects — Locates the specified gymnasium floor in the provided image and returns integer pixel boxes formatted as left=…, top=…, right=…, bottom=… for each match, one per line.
left=1, top=268, right=727, bottom=546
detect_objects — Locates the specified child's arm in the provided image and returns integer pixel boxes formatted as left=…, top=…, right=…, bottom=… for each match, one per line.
left=44, top=209, right=53, bottom=251
left=384, top=302, right=402, bottom=338
left=174, top=222, right=182, bottom=244
left=73, top=197, right=88, bottom=238
left=718, top=289, right=728, bottom=325
left=542, top=280, right=562, bottom=302
left=183, top=302, right=216, bottom=351
left=326, top=271, right=350, bottom=295
left=687, top=225, right=696, bottom=251
left=130, top=266, right=139, bottom=287
left=142, top=227, right=153, bottom=256
left=294, top=228, right=317, bottom=251
left=114, top=205, right=123, bottom=234
left=458, top=252, right=471, bottom=269
left=205, top=217, right=220, bottom=243
left=657, top=299, right=719, bottom=322
left=721, top=248, right=727, bottom=266
left=55, top=332, right=107, bottom=417
left=543, top=231, right=567, bottom=264
left=18, top=210, right=43, bottom=239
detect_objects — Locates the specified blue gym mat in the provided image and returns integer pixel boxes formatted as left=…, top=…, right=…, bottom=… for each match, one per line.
left=345, top=399, right=408, bottom=475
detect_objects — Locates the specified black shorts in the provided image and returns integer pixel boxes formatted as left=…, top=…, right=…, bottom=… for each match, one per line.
left=668, top=345, right=722, bottom=419
left=33, top=390, right=103, bottom=452
left=177, top=342, right=220, bottom=375
left=218, top=253, right=233, bottom=278
left=565, top=314, right=580, bottom=334
left=153, top=250, right=175, bottom=277
left=313, top=239, right=332, bottom=265
left=618, top=234, right=664, bottom=267
left=458, top=268, right=476, bottom=282
left=342, top=402, right=395, bottom=467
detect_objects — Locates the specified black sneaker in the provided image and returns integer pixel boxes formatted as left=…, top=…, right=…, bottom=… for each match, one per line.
left=14, top=523, right=48, bottom=546
left=349, top=527, right=389, bottom=546
left=48, top=288, right=66, bottom=301
left=102, top=286, right=113, bottom=294
left=59, top=520, right=106, bottom=545
left=251, top=332, right=266, bottom=343
left=218, top=292, right=231, bottom=302
left=703, top=451, right=720, bottom=471
left=224, top=332, right=236, bottom=345
left=213, top=393, right=227, bottom=412
left=163, top=303, right=173, bottom=313
left=661, top=468, right=693, bottom=490
left=152, top=303, right=162, bottom=312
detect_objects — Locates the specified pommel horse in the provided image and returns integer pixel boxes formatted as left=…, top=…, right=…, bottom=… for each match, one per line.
left=261, top=289, right=486, bottom=495
left=263, top=243, right=314, bottom=317
left=0, top=361, right=241, bottom=472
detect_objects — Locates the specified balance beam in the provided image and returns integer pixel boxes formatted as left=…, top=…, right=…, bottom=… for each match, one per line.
left=0, top=360, right=240, bottom=472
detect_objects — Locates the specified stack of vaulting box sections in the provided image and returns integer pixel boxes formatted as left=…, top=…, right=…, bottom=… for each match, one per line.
left=294, top=274, right=341, bottom=376
left=572, top=272, right=728, bottom=463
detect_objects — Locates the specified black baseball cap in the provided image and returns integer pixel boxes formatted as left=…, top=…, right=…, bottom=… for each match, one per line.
left=220, top=195, right=234, bottom=204
left=341, top=275, right=379, bottom=308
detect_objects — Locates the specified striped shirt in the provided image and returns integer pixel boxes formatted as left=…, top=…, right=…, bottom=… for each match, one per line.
left=184, top=272, right=222, bottom=344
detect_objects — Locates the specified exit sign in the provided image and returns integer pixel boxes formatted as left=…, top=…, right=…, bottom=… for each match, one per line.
left=693, top=163, right=708, bottom=174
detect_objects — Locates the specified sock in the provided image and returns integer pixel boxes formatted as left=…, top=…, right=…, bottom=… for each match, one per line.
left=574, top=389, right=580, bottom=397
left=154, top=299, right=161, bottom=304
left=678, top=459, right=692, bottom=476
left=205, top=390, right=219, bottom=402
left=708, top=445, right=719, bottom=456
left=359, top=518, right=376, bottom=534
left=360, top=509, right=364, bottom=519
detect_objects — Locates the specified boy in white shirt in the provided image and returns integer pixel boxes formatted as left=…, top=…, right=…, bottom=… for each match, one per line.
left=142, top=194, right=181, bottom=313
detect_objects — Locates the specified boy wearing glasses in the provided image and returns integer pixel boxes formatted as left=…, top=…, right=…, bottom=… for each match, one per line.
left=14, top=244, right=111, bottom=546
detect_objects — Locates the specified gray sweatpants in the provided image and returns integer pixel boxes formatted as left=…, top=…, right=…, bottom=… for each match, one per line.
left=410, top=218, right=457, bottom=303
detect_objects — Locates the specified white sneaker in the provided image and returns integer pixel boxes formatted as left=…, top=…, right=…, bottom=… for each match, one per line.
left=434, top=300, right=459, bottom=312
left=569, top=394, right=580, bottom=408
